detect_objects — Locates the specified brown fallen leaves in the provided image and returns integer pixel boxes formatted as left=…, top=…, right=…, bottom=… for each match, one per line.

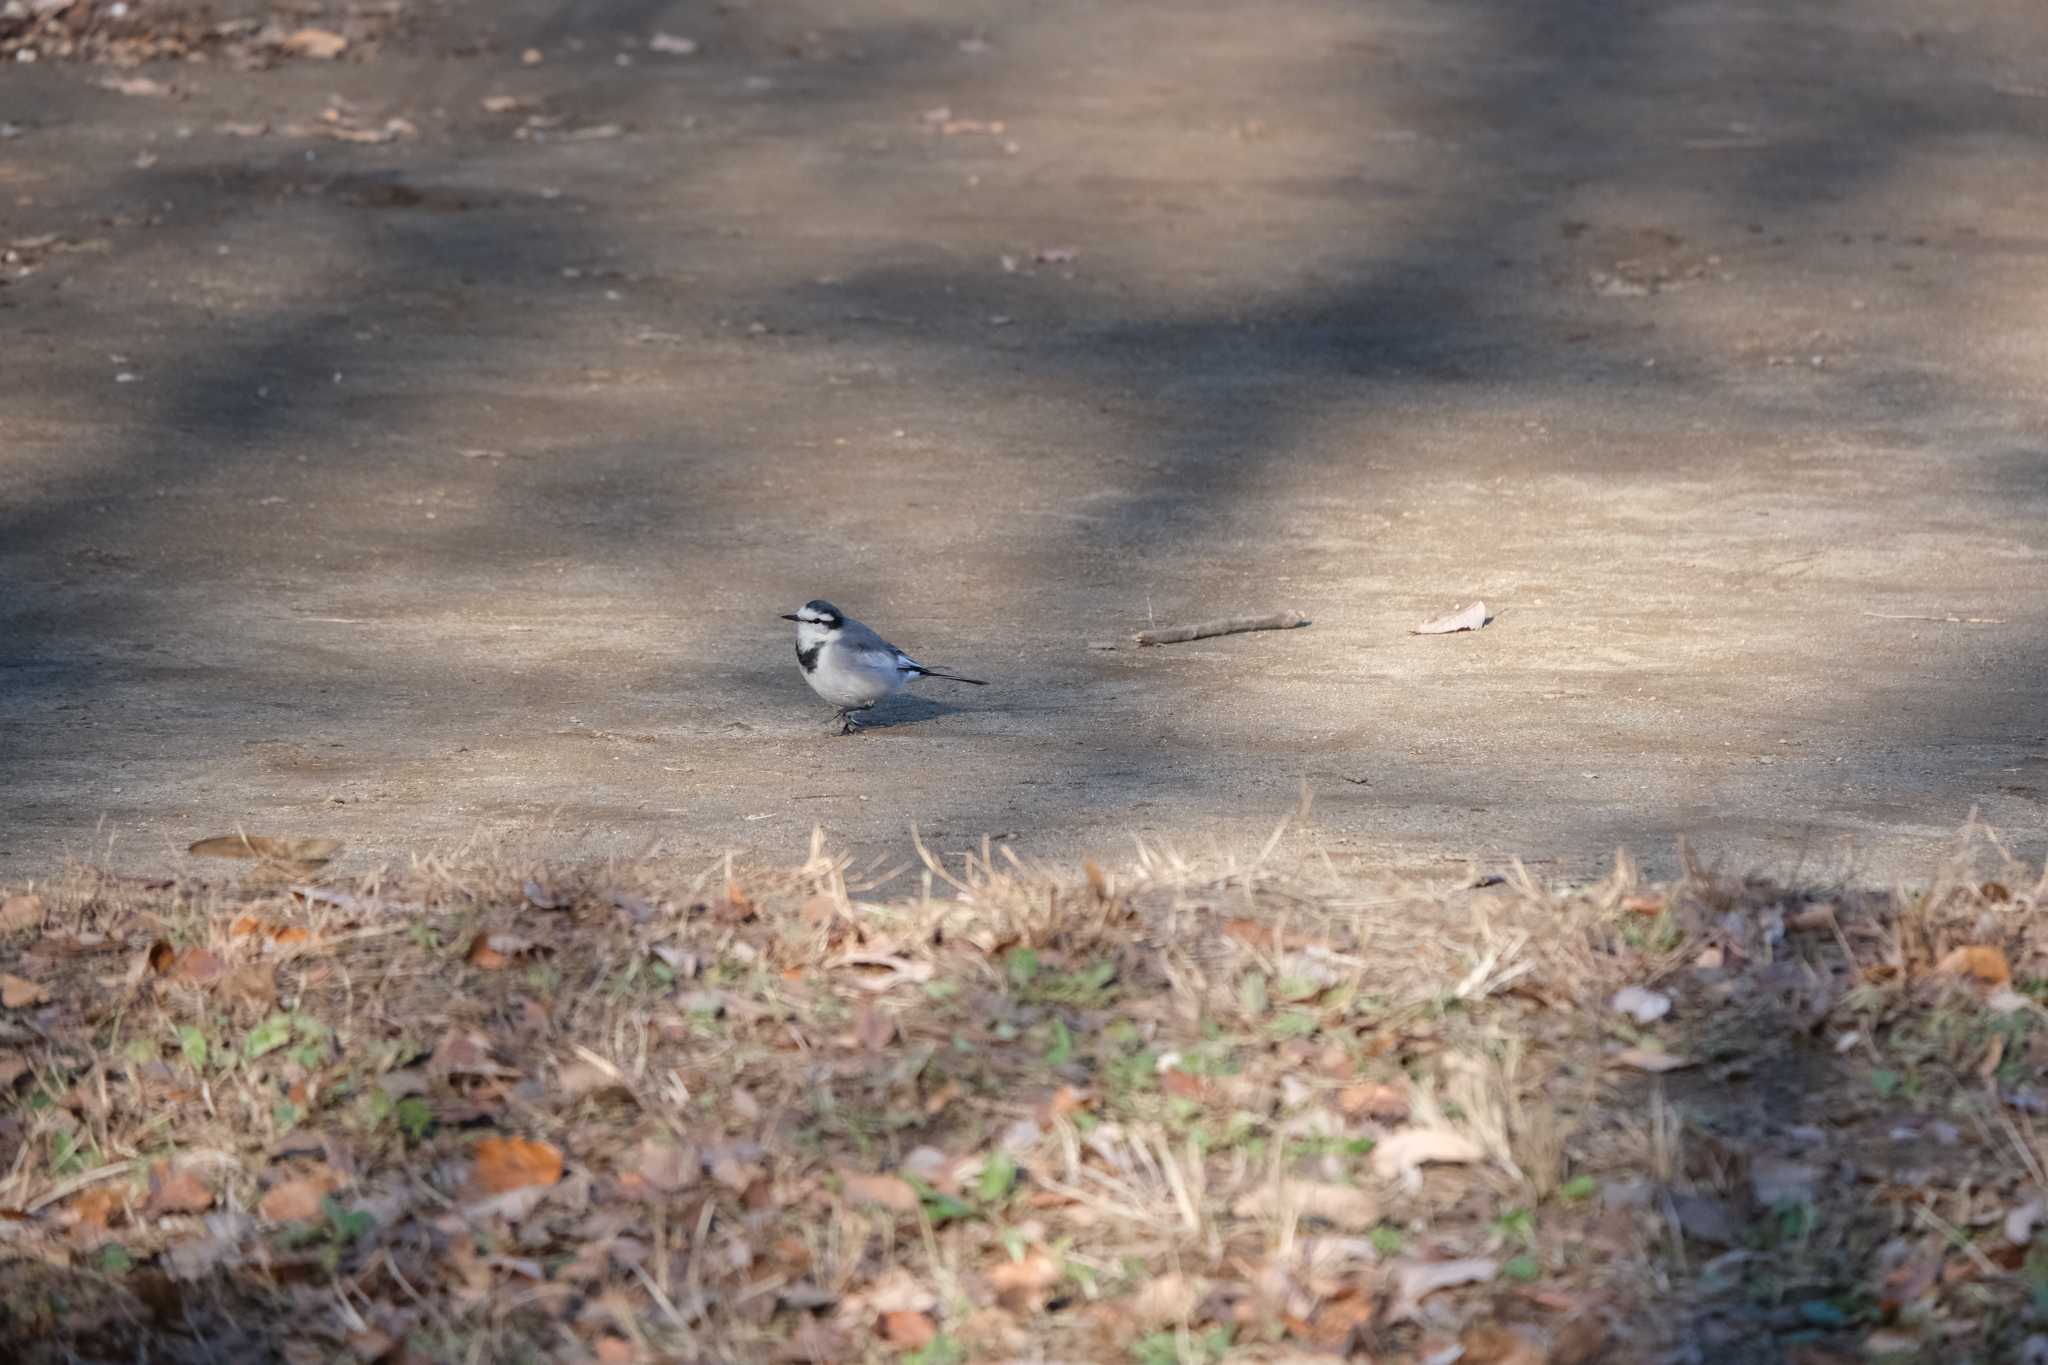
left=1232, top=1178, right=1379, bottom=1231
left=144, top=1162, right=215, bottom=1216
left=1937, top=943, right=2012, bottom=986
left=619, top=1137, right=695, bottom=1196
left=1, top=972, right=50, bottom=1007
left=986, top=1248, right=1062, bottom=1315
left=471, top=1136, right=564, bottom=1195
left=468, top=930, right=544, bottom=970
left=260, top=1164, right=345, bottom=1222
left=280, top=26, right=346, bottom=60
left=878, top=1310, right=937, bottom=1350
left=841, top=1171, right=921, bottom=1213
left=0, top=892, right=44, bottom=933
left=1387, top=1257, right=1498, bottom=1322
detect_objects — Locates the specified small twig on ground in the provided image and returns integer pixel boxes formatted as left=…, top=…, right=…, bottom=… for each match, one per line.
left=1134, top=610, right=1309, bottom=646
left=1862, top=611, right=2007, bottom=625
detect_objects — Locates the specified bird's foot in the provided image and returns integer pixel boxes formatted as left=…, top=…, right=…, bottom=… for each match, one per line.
left=835, top=711, right=859, bottom=736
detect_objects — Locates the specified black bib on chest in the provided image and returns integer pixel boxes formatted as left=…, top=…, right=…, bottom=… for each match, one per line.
left=796, top=641, right=822, bottom=673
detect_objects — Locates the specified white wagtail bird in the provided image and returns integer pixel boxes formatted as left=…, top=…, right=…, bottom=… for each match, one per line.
left=782, top=599, right=986, bottom=734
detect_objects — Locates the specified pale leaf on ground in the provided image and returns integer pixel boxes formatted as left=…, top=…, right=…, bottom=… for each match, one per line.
left=1412, top=601, right=1489, bottom=635
left=1232, top=1178, right=1379, bottom=1230
left=259, top=1166, right=343, bottom=1222
left=1387, top=1257, right=1497, bottom=1322
left=987, top=1248, right=1061, bottom=1313
left=1371, top=1127, right=1485, bottom=1180
left=556, top=1058, right=630, bottom=1099
left=0, top=893, right=43, bottom=933
left=1, top=974, right=50, bottom=1008
left=841, top=1171, right=921, bottom=1213
left=1128, top=1270, right=1205, bottom=1326
left=1610, top=985, right=1672, bottom=1023
left=281, top=27, right=348, bottom=59
left=1612, top=1046, right=1697, bottom=1072
left=98, top=75, right=173, bottom=97
left=144, top=1163, right=216, bottom=1215
left=628, top=1137, right=696, bottom=1194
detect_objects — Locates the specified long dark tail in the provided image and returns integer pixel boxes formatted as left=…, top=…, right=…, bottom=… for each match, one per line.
left=912, top=667, right=986, bottom=686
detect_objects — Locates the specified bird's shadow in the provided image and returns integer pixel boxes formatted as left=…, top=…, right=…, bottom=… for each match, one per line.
left=851, top=692, right=967, bottom=732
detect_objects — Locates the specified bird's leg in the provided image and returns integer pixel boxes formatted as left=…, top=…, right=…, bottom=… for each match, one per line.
left=836, top=709, right=858, bottom=736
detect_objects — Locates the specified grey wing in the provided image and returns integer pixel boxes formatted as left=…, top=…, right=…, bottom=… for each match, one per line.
left=838, top=620, right=916, bottom=673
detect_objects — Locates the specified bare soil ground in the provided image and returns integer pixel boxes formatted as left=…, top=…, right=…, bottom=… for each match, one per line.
left=4, top=0, right=2048, bottom=887
left=3, top=830, right=2048, bottom=1363
left=7, top=1, right=2048, bottom=1359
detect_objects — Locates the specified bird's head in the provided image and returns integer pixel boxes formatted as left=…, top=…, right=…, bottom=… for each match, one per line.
left=781, top=600, right=845, bottom=638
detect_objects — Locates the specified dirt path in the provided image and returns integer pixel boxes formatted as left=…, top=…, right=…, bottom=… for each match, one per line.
left=5, top=0, right=2048, bottom=887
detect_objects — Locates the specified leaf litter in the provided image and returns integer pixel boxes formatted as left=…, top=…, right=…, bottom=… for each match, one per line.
left=0, top=823, right=2045, bottom=1359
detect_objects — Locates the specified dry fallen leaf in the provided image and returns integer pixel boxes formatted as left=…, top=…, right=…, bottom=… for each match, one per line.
left=1371, top=1127, right=1485, bottom=1180
left=260, top=1165, right=344, bottom=1222
left=66, top=1186, right=123, bottom=1234
left=1387, top=1257, right=1497, bottom=1322
left=628, top=1137, right=696, bottom=1194
left=1, top=974, right=50, bottom=1008
left=986, top=1248, right=1061, bottom=1314
left=1787, top=903, right=1837, bottom=931
left=1610, top=985, right=1672, bottom=1024
left=556, top=1059, right=631, bottom=1100
left=1612, top=1047, right=1697, bottom=1073
left=1233, top=1178, right=1379, bottom=1231
left=230, top=916, right=315, bottom=948
left=842, top=1171, right=921, bottom=1213
left=468, top=931, right=538, bottom=970
left=188, top=834, right=340, bottom=865
left=282, top=27, right=348, bottom=59
left=430, top=1027, right=519, bottom=1080
left=169, top=948, right=227, bottom=986
left=98, top=75, right=174, bottom=97
left=1128, top=1271, right=1205, bottom=1327
left=0, top=893, right=44, bottom=933
left=1412, top=601, right=1489, bottom=635
left=471, top=1136, right=564, bottom=1195
left=1222, top=917, right=1276, bottom=950
left=1338, top=1081, right=1411, bottom=1120
left=878, top=1310, right=937, bottom=1350
left=1460, top=1321, right=1548, bottom=1365
left=1936, top=944, right=2011, bottom=987
left=1304, top=1290, right=1376, bottom=1351
left=144, top=1162, right=216, bottom=1215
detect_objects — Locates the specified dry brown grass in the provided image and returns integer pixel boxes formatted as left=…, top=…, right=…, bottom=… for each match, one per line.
left=2, top=820, right=2046, bottom=1363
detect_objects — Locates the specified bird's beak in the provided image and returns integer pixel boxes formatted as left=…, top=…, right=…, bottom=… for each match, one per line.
left=779, top=614, right=801, bottom=622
